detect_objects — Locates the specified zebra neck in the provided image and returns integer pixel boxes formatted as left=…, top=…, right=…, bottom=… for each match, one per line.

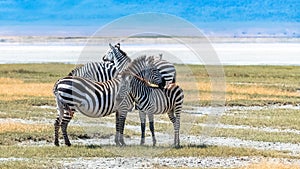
left=130, top=77, right=151, bottom=99
left=116, top=57, right=131, bottom=72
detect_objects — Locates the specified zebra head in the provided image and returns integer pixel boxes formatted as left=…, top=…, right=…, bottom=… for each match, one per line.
left=143, top=67, right=165, bottom=88
left=118, top=66, right=165, bottom=104
left=124, top=55, right=166, bottom=89
left=102, top=43, right=127, bottom=63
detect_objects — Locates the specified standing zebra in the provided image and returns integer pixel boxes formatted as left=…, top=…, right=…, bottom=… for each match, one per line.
left=115, top=56, right=184, bottom=147
left=53, top=56, right=164, bottom=146
left=53, top=43, right=131, bottom=146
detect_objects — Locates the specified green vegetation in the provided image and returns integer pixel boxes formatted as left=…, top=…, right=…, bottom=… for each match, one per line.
left=0, top=63, right=73, bottom=83
left=0, top=160, right=61, bottom=169
left=158, top=145, right=290, bottom=159
left=221, top=109, right=300, bottom=130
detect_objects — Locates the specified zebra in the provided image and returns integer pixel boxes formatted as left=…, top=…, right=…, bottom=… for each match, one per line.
left=53, top=56, right=164, bottom=146
left=68, top=43, right=131, bottom=82
left=115, top=56, right=184, bottom=147
left=102, top=43, right=176, bottom=87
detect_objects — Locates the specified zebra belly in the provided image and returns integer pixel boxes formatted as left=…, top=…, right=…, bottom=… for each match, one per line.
left=138, top=90, right=171, bottom=115
left=56, top=82, right=116, bottom=118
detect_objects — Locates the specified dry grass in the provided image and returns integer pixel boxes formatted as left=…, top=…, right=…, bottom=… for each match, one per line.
left=0, top=78, right=53, bottom=101
left=181, top=81, right=298, bottom=103
left=242, top=161, right=300, bottom=169
left=0, top=72, right=298, bottom=103
left=227, top=84, right=298, bottom=97
left=0, top=121, right=49, bottom=133
left=0, top=77, right=24, bottom=84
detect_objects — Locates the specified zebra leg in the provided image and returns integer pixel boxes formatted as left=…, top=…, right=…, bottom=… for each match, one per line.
left=139, top=111, right=146, bottom=145
left=149, top=122, right=156, bottom=146
left=54, top=100, right=64, bottom=146
left=140, top=122, right=146, bottom=145
left=168, top=110, right=180, bottom=148
left=115, top=111, right=121, bottom=146
left=61, top=108, right=73, bottom=146
left=54, top=118, right=60, bottom=146
left=61, top=119, right=71, bottom=146
left=148, top=114, right=156, bottom=146
left=173, top=118, right=180, bottom=148
left=118, top=113, right=127, bottom=146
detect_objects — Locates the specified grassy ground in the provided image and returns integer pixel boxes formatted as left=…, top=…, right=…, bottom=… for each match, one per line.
left=0, top=63, right=299, bottom=168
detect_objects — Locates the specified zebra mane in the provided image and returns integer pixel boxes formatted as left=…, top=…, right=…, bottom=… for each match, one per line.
left=121, top=55, right=164, bottom=88
left=68, top=64, right=84, bottom=76
left=126, top=55, right=156, bottom=76
left=112, top=43, right=128, bottom=58
left=118, top=47, right=127, bottom=57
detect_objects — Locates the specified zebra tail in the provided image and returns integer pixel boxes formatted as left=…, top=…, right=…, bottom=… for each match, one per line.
left=53, top=79, right=64, bottom=124
left=52, top=79, right=61, bottom=95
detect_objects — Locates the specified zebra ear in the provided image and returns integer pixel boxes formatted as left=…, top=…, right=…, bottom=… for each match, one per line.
left=115, top=43, right=120, bottom=49
left=109, top=43, right=114, bottom=49
left=159, top=53, right=163, bottom=60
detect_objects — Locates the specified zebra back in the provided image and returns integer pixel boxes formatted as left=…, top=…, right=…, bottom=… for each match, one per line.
left=68, top=62, right=118, bottom=82
left=153, top=55, right=176, bottom=85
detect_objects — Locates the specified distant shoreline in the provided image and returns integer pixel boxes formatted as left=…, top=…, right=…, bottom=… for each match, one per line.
left=0, top=36, right=299, bottom=46
left=0, top=41, right=299, bottom=65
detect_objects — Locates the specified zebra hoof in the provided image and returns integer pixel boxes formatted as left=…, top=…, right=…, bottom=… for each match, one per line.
left=140, top=140, right=145, bottom=145
left=173, top=144, right=181, bottom=149
left=65, top=142, right=72, bottom=147
left=115, top=141, right=122, bottom=147
left=152, top=138, right=157, bottom=146
left=119, top=140, right=126, bottom=146
left=54, top=141, right=60, bottom=146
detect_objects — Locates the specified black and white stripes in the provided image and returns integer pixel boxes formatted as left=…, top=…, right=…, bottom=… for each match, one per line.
left=53, top=76, right=123, bottom=146
left=53, top=43, right=183, bottom=147
left=116, top=56, right=184, bottom=147
left=69, top=43, right=130, bottom=82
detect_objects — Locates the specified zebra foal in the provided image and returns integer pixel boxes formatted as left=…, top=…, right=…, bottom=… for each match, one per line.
left=116, top=57, right=184, bottom=147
